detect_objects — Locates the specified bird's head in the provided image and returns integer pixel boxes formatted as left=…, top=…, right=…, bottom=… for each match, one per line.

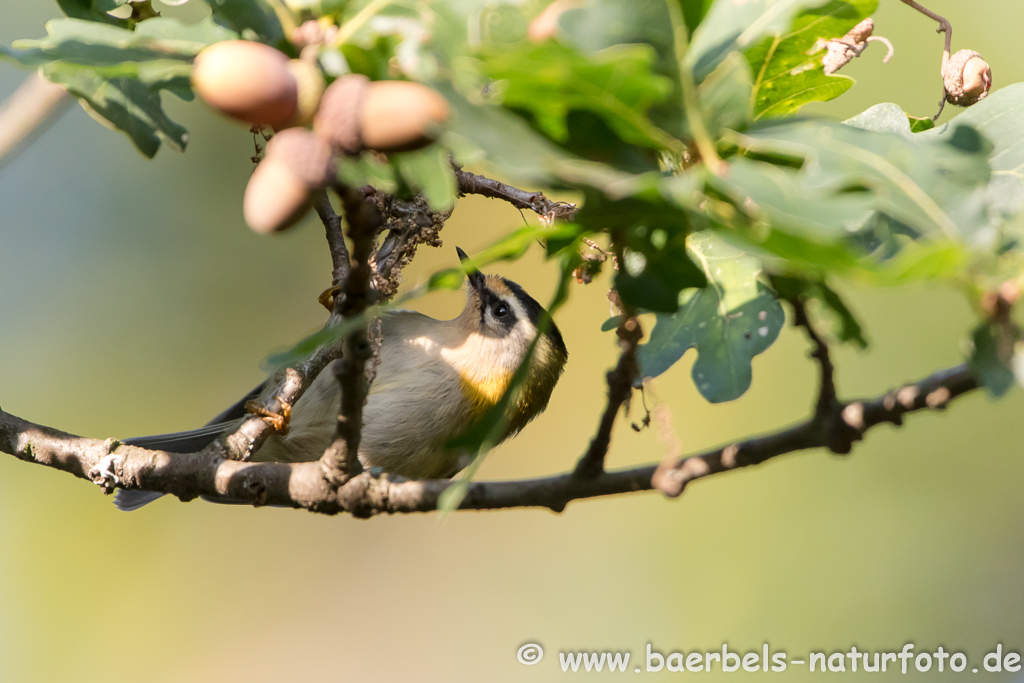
left=455, top=246, right=568, bottom=376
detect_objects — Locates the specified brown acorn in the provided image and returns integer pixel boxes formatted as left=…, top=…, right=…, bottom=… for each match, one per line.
left=192, top=41, right=325, bottom=128
left=243, top=128, right=336, bottom=234
left=313, top=75, right=449, bottom=155
left=944, top=49, right=992, bottom=106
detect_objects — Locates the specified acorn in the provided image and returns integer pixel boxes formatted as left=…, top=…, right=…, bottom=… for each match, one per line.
left=192, top=40, right=324, bottom=128
left=243, top=128, right=336, bottom=234
left=944, top=49, right=992, bottom=106
left=313, top=75, right=449, bottom=155
left=527, top=0, right=581, bottom=43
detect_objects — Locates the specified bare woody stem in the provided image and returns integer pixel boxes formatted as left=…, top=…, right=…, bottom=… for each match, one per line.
left=454, top=167, right=578, bottom=222
left=573, top=282, right=643, bottom=479
left=320, top=186, right=381, bottom=483
left=313, top=190, right=351, bottom=286
left=899, top=0, right=953, bottom=119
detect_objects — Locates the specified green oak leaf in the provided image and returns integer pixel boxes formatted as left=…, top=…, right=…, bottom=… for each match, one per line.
left=637, top=231, right=784, bottom=402
left=699, top=52, right=754, bottom=137
left=55, top=0, right=129, bottom=26
left=967, top=321, right=1019, bottom=398
left=44, top=63, right=188, bottom=157
left=687, top=0, right=830, bottom=82
left=919, top=83, right=1024, bottom=228
left=722, top=119, right=992, bottom=244
left=575, top=194, right=707, bottom=313
left=204, top=0, right=284, bottom=44
left=483, top=41, right=674, bottom=150
left=769, top=274, right=867, bottom=347
left=747, top=0, right=877, bottom=120
left=395, top=146, right=457, bottom=211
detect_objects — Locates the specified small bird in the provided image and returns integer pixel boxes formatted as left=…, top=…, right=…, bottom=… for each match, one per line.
left=115, top=248, right=568, bottom=510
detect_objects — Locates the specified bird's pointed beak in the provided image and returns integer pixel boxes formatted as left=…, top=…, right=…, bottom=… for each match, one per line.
left=457, top=246, right=485, bottom=292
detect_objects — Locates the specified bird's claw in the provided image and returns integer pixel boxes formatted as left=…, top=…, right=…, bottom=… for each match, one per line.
left=246, top=396, right=293, bottom=435
left=318, top=285, right=343, bottom=312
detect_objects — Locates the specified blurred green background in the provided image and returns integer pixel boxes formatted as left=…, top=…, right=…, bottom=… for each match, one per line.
left=1, top=1, right=1023, bottom=680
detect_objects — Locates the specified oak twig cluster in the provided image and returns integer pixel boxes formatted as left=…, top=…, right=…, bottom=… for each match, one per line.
left=0, top=171, right=983, bottom=517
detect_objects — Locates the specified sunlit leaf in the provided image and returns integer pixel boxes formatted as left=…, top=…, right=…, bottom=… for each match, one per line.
left=687, top=0, right=830, bottom=82
left=746, top=0, right=876, bottom=120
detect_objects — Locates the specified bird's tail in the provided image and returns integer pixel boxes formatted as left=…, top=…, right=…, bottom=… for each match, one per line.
left=115, top=490, right=165, bottom=511
left=114, top=422, right=242, bottom=511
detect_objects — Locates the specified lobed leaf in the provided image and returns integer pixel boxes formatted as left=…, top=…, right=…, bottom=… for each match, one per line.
left=637, top=232, right=784, bottom=402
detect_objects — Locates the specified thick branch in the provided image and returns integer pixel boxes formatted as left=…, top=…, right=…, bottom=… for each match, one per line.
left=454, top=168, right=577, bottom=222
left=0, top=364, right=979, bottom=515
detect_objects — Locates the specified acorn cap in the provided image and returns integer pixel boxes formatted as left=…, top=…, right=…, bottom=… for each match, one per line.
left=313, top=74, right=370, bottom=155
left=944, top=49, right=992, bottom=106
left=243, top=129, right=336, bottom=233
left=264, top=128, right=336, bottom=188
left=192, top=40, right=298, bottom=127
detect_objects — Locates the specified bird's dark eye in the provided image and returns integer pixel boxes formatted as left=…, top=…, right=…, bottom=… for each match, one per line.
left=492, top=302, right=509, bottom=318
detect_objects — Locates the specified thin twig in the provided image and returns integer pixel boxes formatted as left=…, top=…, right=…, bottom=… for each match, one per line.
left=454, top=168, right=577, bottom=222
left=319, top=186, right=381, bottom=483
left=0, top=74, right=72, bottom=172
left=899, top=0, right=953, bottom=119
left=573, top=288, right=643, bottom=479
left=790, top=298, right=838, bottom=419
left=313, top=190, right=350, bottom=286
left=0, top=364, right=979, bottom=514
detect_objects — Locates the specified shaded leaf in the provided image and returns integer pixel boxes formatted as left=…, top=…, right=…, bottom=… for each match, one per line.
left=746, top=0, right=876, bottom=120
left=395, top=146, right=457, bottom=211
left=699, top=52, right=753, bottom=137
left=967, top=321, right=1018, bottom=398
left=724, top=119, right=992, bottom=244
left=204, top=0, right=284, bottom=44
left=4, top=17, right=229, bottom=68
left=920, top=83, right=1024, bottom=228
left=44, top=63, right=188, bottom=157
left=575, top=194, right=706, bottom=312
left=483, top=42, right=674, bottom=150
left=638, top=232, right=784, bottom=402
left=56, top=0, right=129, bottom=26
left=769, top=274, right=867, bottom=347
